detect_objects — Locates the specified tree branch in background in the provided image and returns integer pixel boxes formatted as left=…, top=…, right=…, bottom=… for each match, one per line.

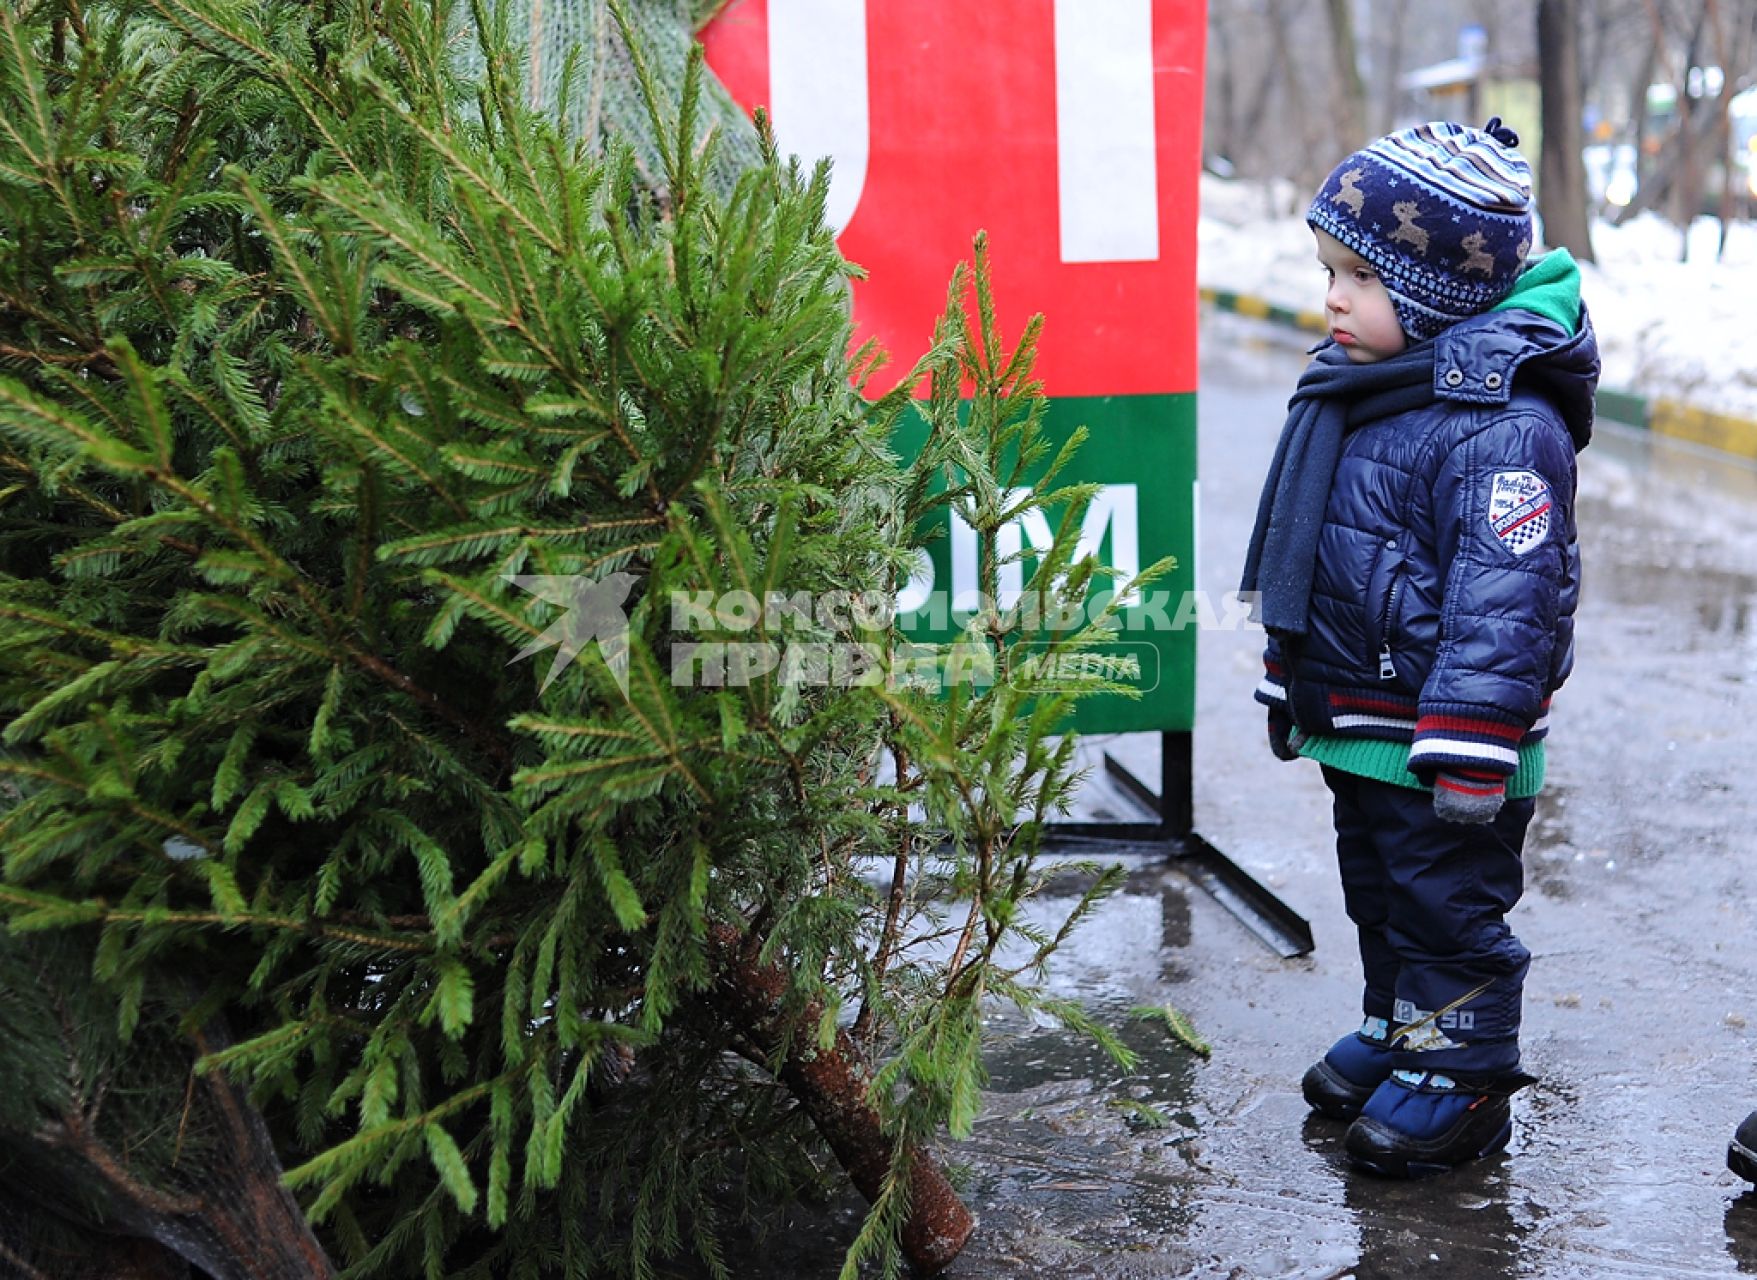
left=1611, top=0, right=1754, bottom=233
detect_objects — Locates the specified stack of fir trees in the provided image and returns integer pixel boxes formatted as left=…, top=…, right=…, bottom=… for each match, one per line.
left=0, top=1, right=1163, bottom=1276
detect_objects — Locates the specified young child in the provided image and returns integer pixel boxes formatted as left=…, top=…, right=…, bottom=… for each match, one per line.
left=1238, top=119, right=1599, bottom=1177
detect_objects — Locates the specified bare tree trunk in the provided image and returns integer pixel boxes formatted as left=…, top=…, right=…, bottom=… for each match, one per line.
left=1266, top=0, right=1322, bottom=194
left=1378, top=0, right=1410, bottom=136
left=1324, top=0, right=1369, bottom=153
left=1671, top=5, right=1708, bottom=259
left=1537, top=0, right=1596, bottom=261
left=1716, top=101, right=1736, bottom=258
left=1211, top=6, right=1238, bottom=164
left=1705, top=0, right=1757, bottom=258
left=1237, top=13, right=1290, bottom=177
left=708, top=926, right=976, bottom=1275
left=1628, top=34, right=1658, bottom=199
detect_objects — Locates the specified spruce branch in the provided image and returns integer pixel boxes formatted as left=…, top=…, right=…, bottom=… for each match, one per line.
left=0, top=888, right=435, bottom=954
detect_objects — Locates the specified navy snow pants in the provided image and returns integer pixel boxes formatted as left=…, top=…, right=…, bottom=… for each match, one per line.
left=1322, top=766, right=1535, bottom=1077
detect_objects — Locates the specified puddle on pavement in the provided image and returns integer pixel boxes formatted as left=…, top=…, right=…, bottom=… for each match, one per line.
left=942, top=869, right=1214, bottom=1269
left=953, top=1004, right=1207, bottom=1265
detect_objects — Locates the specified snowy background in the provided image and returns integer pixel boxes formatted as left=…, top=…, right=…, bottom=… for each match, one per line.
left=1197, top=174, right=1757, bottom=422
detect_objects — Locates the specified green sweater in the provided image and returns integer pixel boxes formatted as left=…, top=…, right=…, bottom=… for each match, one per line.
left=1297, top=732, right=1546, bottom=798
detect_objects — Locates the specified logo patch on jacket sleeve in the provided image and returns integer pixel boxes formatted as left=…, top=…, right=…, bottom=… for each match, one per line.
left=1487, top=470, right=1552, bottom=556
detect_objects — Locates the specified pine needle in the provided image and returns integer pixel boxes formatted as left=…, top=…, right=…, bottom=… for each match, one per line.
left=1129, top=1003, right=1214, bottom=1059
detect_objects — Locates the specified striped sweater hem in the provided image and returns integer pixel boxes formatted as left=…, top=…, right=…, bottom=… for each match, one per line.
left=1298, top=732, right=1547, bottom=798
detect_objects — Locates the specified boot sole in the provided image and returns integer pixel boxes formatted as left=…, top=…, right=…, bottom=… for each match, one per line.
left=1345, top=1104, right=1513, bottom=1179
left=1732, top=1134, right=1757, bottom=1184
left=1301, top=1058, right=1378, bottom=1122
left=1350, top=1117, right=1512, bottom=1178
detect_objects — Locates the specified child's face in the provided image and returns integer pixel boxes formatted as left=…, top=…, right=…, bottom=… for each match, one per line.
left=1313, top=229, right=1407, bottom=363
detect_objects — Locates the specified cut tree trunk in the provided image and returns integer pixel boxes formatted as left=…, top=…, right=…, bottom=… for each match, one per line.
left=708, top=924, right=976, bottom=1274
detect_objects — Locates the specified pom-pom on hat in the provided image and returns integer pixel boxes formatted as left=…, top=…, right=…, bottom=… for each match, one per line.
left=1307, top=118, right=1534, bottom=341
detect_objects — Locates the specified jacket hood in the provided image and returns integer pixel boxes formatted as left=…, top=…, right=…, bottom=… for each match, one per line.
left=1493, top=247, right=1584, bottom=334
left=1430, top=265, right=1600, bottom=452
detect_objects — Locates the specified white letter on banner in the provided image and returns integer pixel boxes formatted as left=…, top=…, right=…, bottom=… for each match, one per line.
left=950, top=488, right=1141, bottom=613
left=996, top=488, right=1056, bottom=609
left=1053, top=0, right=1159, bottom=263
left=895, top=548, right=934, bottom=617
left=1079, top=486, right=1141, bottom=606
left=950, top=507, right=981, bottom=614
left=768, top=0, right=869, bottom=233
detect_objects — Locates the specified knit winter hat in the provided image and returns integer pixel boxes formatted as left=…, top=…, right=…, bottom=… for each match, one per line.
left=1307, top=118, right=1534, bottom=341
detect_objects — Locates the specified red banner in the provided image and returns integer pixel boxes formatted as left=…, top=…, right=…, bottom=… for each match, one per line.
left=702, top=1, right=1204, bottom=399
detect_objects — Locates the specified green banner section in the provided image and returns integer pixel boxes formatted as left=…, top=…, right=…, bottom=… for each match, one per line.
left=892, top=392, right=1198, bottom=734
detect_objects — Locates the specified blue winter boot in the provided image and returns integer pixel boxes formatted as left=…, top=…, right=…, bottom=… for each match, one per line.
left=1344, top=1068, right=1535, bottom=1178
left=1301, top=1016, right=1394, bottom=1121
left=1732, top=1111, right=1757, bottom=1184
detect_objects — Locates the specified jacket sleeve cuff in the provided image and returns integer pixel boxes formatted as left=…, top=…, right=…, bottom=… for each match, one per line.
left=1406, top=702, right=1527, bottom=776
left=1254, top=655, right=1289, bottom=709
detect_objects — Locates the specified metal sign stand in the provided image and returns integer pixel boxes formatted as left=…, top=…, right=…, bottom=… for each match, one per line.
left=1048, top=730, right=1314, bottom=959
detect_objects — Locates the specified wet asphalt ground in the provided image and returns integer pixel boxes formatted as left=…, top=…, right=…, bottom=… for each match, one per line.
left=726, top=312, right=1757, bottom=1279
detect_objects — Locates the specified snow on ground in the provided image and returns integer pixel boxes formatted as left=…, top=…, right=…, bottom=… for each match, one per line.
left=1197, top=173, right=1757, bottom=422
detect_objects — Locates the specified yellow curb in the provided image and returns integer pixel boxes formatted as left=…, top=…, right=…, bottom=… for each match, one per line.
left=1199, top=288, right=1326, bottom=335
left=1650, top=398, right=1757, bottom=463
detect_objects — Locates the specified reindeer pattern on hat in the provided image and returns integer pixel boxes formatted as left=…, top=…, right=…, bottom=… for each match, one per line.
left=1389, top=201, right=1429, bottom=256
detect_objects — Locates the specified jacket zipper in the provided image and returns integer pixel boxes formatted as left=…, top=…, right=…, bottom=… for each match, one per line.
left=1377, top=571, right=1402, bottom=681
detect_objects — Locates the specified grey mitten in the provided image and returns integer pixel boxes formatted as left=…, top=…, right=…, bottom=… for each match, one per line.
left=1267, top=707, right=1304, bottom=762
left=1432, top=770, right=1506, bottom=824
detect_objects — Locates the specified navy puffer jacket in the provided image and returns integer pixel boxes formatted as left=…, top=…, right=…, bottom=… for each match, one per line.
left=1257, top=305, right=1599, bottom=779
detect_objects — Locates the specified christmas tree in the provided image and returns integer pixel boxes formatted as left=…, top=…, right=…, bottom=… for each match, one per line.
left=0, top=2, right=1165, bottom=1275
